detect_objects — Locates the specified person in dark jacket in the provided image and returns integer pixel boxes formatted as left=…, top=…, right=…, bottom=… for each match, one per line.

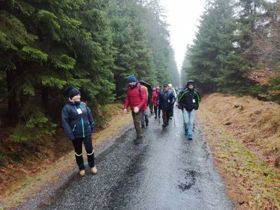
left=177, top=80, right=201, bottom=140
left=168, top=84, right=177, bottom=120
left=61, top=87, right=97, bottom=176
left=158, top=84, right=176, bottom=128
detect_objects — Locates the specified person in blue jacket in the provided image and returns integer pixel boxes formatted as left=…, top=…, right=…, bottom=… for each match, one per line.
left=61, top=87, right=97, bottom=177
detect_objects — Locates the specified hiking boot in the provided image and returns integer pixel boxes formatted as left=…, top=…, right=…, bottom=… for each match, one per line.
left=79, top=170, right=86, bottom=177
left=91, top=166, right=97, bottom=175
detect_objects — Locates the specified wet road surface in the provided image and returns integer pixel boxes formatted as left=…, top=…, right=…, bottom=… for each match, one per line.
left=43, top=109, right=233, bottom=210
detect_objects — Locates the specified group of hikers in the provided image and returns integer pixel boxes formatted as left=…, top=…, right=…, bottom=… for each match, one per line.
left=124, top=74, right=200, bottom=142
left=61, top=75, right=200, bottom=176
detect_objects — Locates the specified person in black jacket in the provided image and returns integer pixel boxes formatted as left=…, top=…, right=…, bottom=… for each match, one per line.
left=61, top=87, right=97, bottom=176
left=158, top=84, right=176, bottom=128
left=177, top=80, right=201, bottom=140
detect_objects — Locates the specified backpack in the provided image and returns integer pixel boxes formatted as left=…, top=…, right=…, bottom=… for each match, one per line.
left=138, top=85, right=143, bottom=100
left=163, top=91, right=170, bottom=101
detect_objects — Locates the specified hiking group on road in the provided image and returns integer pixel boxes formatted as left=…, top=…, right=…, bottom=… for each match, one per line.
left=61, top=75, right=200, bottom=176
left=124, top=75, right=201, bottom=143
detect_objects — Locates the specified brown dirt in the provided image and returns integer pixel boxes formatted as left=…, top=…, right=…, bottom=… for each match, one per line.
left=198, top=93, right=280, bottom=209
left=0, top=104, right=132, bottom=209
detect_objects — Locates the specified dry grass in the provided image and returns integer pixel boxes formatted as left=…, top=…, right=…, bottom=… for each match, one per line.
left=249, top=70, right=278, bottom=85
left=202, top=93, right=280, bottom=167
left=198, top=93, right=280, bottom=209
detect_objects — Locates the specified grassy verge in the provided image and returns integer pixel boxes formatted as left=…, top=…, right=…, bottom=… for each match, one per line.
left=198, top=95, right=280, bottom=209
left=0, top=103, right=132, bottom=209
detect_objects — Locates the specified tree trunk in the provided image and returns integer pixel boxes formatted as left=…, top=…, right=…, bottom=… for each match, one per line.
left=6, top=70, right=18, bottom=123
left=42, top=87, right=49, bottom=112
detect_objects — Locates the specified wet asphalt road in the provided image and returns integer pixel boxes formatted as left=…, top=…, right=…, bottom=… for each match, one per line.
left=43, top=109, right=233, bottom=210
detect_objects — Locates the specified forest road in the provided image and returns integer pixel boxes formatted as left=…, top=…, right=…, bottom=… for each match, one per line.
left=42, top=108, right=233, bottom=210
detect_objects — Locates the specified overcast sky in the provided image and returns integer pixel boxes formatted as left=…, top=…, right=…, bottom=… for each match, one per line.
left=160, top=0, right=206, bottom=71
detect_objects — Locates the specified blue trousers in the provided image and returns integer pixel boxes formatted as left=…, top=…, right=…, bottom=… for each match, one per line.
left=182, top=109, right=195, bottom=138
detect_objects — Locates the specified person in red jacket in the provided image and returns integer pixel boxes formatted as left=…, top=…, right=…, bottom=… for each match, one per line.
left=152, top=86, right=161, bottom=119
left=124, top=75, right=148, bottom=143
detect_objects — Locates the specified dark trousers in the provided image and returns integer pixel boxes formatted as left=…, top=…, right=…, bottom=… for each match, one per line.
left=149, top=103, right=153, bottom=114
left=72, top=135, right=95, bottom=170
left=162, top=109, right=171, bottom=126
left=132, top=111, right=143, bottom=138
left=170, top=104, right=175, bottom=117
left=154, top=106, right=161, bottom=118
left=141, top=109, right=149, bottom=127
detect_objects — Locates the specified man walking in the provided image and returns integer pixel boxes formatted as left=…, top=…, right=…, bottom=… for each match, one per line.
left=124, top=75, right=148, bottom=143
left=158, top=84, right=175, bottom=128
left=177, top=80, right=201, bottom=140
left=168, top=84, right=177, bottom=120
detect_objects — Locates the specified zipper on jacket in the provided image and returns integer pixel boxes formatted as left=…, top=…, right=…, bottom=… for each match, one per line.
left=75, top=105, right=85, bottom=138
left=72, top=124, right=77, bottom=132
left=81, top=118, right=85, bottom=138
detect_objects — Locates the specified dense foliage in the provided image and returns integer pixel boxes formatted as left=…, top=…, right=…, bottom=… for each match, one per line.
left=0, top=0, right=179, bottom=142
left=182, top=0, right=280, bottom=101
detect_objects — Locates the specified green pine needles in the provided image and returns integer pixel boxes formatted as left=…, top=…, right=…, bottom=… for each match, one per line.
left=0, top=0, right=179, bottom=142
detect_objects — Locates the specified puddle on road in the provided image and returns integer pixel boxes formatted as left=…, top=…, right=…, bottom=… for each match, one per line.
left=178, top=170, right=198, bottom=192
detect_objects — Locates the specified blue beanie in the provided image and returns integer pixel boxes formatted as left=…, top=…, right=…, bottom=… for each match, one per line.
left=128, top=75, right=137, bottom=83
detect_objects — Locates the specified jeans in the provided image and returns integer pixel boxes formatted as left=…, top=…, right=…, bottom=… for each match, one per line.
left=183, top=109, right=195, bottom=138
left=72, top=135, right=95, bottom=170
